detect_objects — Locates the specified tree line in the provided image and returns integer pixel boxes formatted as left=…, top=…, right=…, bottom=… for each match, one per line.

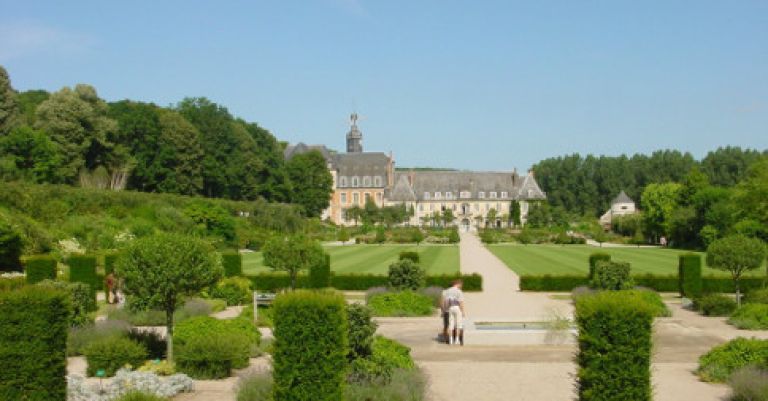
left=532, top=147, right=767, bottom=217
left=0, top=66, right=332, bottom=217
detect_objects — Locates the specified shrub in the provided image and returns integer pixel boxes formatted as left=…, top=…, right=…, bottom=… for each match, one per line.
left=695, top=294, right=738, bottom=316
left=83, top=336, right=148, bottom=377
left=211, top=276, right=253, bottom=306
left=0, top=275, right=25, bottom=291
left=590, top=260, right=633, bottom=291
left=0, top=286, right=70, bottom=401
left=746, top=289, right=768, bottom=305
left=24, top=255, right=57, bottom=284
left=678, top=254, right=703, bottom=299
left=0, top=218, right=23, bottom=272
left=728, top=304, right=768, bottom=330
left=398, top=251, right=420, bottom=264
left=368, top=291, right=434, bottom=317
left=37, top=279, right=95, bottom=326
left=175, top=333, right=251, bottom=379
left=128, top=329, right=168, bottom=360
left=348, top=303, right=377, bottom=360
left=273, top=290, right=348, bottom=401
left=309, top=253, right=331, bottom=289
left=221, top=250, right=243, bottom=277
left=388, top=259, right=426, bottom=290
left=728, top=366, right=768, bottom=401
left=66, top=368, right=194, bottom=400
left=67, top=254, right=98, bottom=305
left=345, top=368, right=426, bottom=401
left=67, top=320, right=132, bottom=356
left=137, top=360, right=176, bottom=376
left=622, top=289, right=672, bottom=317
left=588, top=253, right=610, bottom=280
left=697, top=338, right=768, bottom=382
left=575, top=291, right=655, bottom=401
left=174, top=316, right=260, bottom=370
left=237, top=372, right=273, bottom=401
left=447, top=229, right=460, bottom=244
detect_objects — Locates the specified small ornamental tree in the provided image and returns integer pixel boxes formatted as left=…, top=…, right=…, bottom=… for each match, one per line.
left=707, top=235, right=767, bottom=305
left=263, top=235, right=325, bottom=290
left=116, top=233, right=223, bottom=361
left=388, top=259, right=426, bottom=290
left=411, top=229, right=424, bottom=246
left=337, top=228, right=350, bottom=244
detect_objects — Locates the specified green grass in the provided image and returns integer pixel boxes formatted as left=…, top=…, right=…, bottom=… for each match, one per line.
left=242, top=244, right=459, bottom=276
left=487, top=244, right=763, bottom=277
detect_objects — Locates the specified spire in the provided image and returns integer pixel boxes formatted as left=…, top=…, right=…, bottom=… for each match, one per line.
left=346, top=112, right=363, bottom=153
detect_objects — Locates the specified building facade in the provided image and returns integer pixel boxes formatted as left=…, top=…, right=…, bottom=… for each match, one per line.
left=599, top=191, right=637, bottom=228
left=285, top=114, right=547, bottom=229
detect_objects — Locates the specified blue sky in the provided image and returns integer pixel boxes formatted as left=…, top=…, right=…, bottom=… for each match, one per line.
left=1, top=1, right=766, bottom=170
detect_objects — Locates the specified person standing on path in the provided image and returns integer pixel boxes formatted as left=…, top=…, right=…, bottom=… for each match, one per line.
left=443, top=279, right=466, bottom=345
left=104, top=272, right=116, bottom=304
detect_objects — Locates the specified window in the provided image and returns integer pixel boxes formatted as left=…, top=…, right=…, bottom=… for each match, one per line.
left=353, top=192, right=359, bottom=204
left=374, top=176, right=382, bottom=187
left=460, top=191, right=471, bottom=199
left=445, top=192, right=453, bottom=199
left=352, top=176, right=360, bottom=188
left=363, top=176, right=372, bottom=187
left=424, top=192, right=430, bottom=200
left=376, top=193, right=383, bottom=202
left=501, top=191, right=508, bottom=198
left=419, top=204, right=424, bottom=211
left=434, top=192, right=441, bottom=199
left=621, top=206, right=628, bottom=210
left=364, top=193, right=371, bottom=202
left=478, top=192, right=485, bottom=199
left=339, top=176, right=348, bottom=188
left=340, top=193, right=347, bottom=204
left=490, top=192, right=497, bottom=199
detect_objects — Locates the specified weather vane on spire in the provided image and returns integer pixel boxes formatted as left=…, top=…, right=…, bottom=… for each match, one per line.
left=350, top=112, right=358, bottom=126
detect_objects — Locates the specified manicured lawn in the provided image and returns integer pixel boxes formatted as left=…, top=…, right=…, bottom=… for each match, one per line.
left=487, top=244, right=764, bottom=277
left=242, top=244, right=459, bottom=275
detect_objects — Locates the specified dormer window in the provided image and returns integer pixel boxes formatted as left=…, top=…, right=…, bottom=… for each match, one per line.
left=374, top=176, right=382, bottom=187
left=434, top=192, right=441, bottom=199
left=351, top=176, right=360, bottom=188
left=363, top=176, right=372, bottom=187
left=460, top=191, right=471, bottom=199
left=490, top=192, right=497, bottom=199
left=445, top=192, right=453, bottom=199
left=478, top=192, right=485, bottom=199
left=339, top=176, right=348, bottom=188
left=501, top=191, right=508, bottom=198
left=424, top=192, right=430, bottom=200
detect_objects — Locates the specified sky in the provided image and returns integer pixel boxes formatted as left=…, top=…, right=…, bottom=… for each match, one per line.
left=1, top=1, right=766, bottom=171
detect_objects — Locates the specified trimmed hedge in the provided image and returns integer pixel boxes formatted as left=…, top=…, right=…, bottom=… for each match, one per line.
left=24, top=255, right=57, bottom=284
left=67, top=254, right=98, bottom=304
left=247, top=272, right=483, bottom=292
left=309, top=254, right=331, bottom=289
left=588, top=253, right=611, bottom=280
left=398, top=251, right=420, bottom=264
left=678, top=254, right=703, bottom=299
left=576, top=291, right=655, bottom=401
left=104, top=252, right=119, bottom=275
left=0, top=286, right=70, bottom=401
left=83, top=336, right=148, bottom=377
left=273, top=290, right=348, bottom=401
left=520, top=274, right=765, bottom=293
left=221, top=251, right=243, bottom=277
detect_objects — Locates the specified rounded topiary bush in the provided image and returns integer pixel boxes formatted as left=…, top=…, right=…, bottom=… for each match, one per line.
left=83, top=336, right=148, bottom=377
left=387, top=259, right=425, bottom=291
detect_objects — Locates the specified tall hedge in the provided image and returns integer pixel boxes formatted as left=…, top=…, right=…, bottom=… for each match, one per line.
left=24, top=255, right=57, bottom=284
left=0, top=286, right=70, bottom=400
left=520, top=274, right=765, bottom=293
left=576, top=291, right=655, bottom=401
left=588, top=253, right=611, bottom=280
left=221, top=251, right=243, bottom=277
left=678, top=254, right=702, bottom=299
left=0, top=219, right=23, bottom=272
left=247, top=272, right=483, bottom=292
left=67, top=254, right=98, bottom=305
left=273, top=290, right=348, bottom=401
left=309, top=254, right=331, bottom=289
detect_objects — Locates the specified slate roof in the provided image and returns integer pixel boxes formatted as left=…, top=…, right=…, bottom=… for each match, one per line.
left=283, top=143, right=336, bottom=162
left=388, top=170, right=546, bottom=201
left=611, top=190, right=634, bottom=205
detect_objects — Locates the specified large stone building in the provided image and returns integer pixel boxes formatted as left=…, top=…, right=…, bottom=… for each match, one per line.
left=284, top=114, right=546, bottom=230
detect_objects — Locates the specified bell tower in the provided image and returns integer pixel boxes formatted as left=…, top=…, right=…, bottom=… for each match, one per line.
left=346, top=112, right=363, bottom=153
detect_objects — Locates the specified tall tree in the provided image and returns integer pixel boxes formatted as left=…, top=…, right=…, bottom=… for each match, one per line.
left=34, top=84, right=119, bottom=183
left=0, top=126, right=63, bottom=183
left=640, top=183, right=682, bottom=241
left=701, top=146, right=767, bottom=187
left=285, top=150, right=333, bottom=218
left=733, top=157, right=768, bottom=242
left=0, top=66, right=20, bottom=136
left=262, top=235, right=326, bottom=290
left=156, top=110, right=205, bottom=195
left=16, top=90, right=49, bottom=127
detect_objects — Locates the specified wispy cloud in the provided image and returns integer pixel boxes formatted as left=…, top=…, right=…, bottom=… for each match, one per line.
left=0, top=20, right=96, bottom=62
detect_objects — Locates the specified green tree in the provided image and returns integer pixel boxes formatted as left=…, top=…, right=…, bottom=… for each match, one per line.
left=442, top=208, right=455, bottom=227
left=116, top=233, right=223, bottom=360
left=707, top=235, right=767, bottom=305
left=16, top=90, right=49, bottom=126
left=262, top=235, right=325, bottom=290
left=701, top=146, right=767, bottom=187
left=640, top=182, right=682, bottom=241
left=34, top=84, right=119, bottom=183
left=345, top=206, right=363, bottom=226
left=285, top=150, right=333, bottom=217
left=0, top=126, right=63, bottom=183
left=411, top=228, right=424, bottom=245
left=509, top=200, right=522, bottom=227
left=733, top=157, right=768, bottom=242
left=156, top=109, right=205, bottom=195
left=347, top=303, right=377, bottom=360
left=361, top=197, right=380, bottom=225
left=0, top=66, right=21, bottom=136
left=337, top=227, right=350, bottom=244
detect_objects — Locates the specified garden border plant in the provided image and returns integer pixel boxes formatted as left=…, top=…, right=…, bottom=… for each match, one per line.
left=24, top=254, right=57, bottom=284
